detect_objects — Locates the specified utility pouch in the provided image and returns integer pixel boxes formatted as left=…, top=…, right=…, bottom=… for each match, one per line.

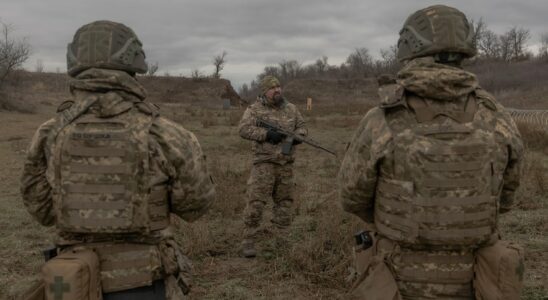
left=94, top=243, right=162, bottom=293
left=281, top=137, right=294, bottom=155
left=350, top=254, right=402, bottom=300
left=159, top=240, right=193, bottom=295
left=349, top=231, right=402, bottom=300
left=474, top=240, right=524, bottom=300
left=41, top=248, right=102, bottom=300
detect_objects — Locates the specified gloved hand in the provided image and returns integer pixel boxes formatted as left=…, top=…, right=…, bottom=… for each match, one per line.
left=265, top=130, right=285, bottom=144
left=292, top=135, right=304, bottom=145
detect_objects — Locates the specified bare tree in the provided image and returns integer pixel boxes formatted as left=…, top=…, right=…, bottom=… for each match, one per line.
left=278, top=59, right=301, bottom=82
left=146, top=61, right=159, bottom=76
left=191, top=69, right=205, bottom=81
left=35, top=59, right=44, bottom=73
left=239, top=83, right=250, bottom=98
left=262, top=66, right=280, bottom=78
left=0, top=21, right=31, bottom=86
left=212, top=50, right=227, bottom=78
left=497, top=26, right=531, bottom=62
left=477, top=29, right=501, bottom=59
left=498, top=31, right=513, bottom=62
left=377, top=45, right=400, bottom=74
left=315, top=56, right=329, bottom=74
left=470, top=18, right=486, bottom=50
left=507, top=26, right=531, bottom=61
left=539, top=32, right=548, bottom=60
left=345, top=47, right=373, bottom=77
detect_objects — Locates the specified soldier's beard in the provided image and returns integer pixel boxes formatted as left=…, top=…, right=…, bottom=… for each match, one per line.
left=271, top=93, right=283, bottom=105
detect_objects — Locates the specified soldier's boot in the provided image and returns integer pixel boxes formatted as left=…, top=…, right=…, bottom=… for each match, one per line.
left=241, top=239, right=257, bottom=258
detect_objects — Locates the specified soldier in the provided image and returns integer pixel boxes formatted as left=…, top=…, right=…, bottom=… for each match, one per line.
left=339, top=5, right=524, bottom=300
left=20, top=20, right=215, bottom=299
left=238, top=75, right=307, bottom=258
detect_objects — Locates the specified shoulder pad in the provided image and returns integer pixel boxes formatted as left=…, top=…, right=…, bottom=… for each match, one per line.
left=56, top=100, right=74, bottom=112
left=473, top=88, right=497, bottom=111
left=135, top=102, right=160, bottom=116
left=378, top=83, right=405, bottom=108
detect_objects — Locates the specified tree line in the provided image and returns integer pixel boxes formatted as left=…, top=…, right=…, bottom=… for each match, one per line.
left=239, top=20, right=548, bottom=99
left=1, top=17, right=547, bottom=97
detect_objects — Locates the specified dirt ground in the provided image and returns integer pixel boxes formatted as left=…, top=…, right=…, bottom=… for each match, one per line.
left=0, top=100, right=546, bottom=300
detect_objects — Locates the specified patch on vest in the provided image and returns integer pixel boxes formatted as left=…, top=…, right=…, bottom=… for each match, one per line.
left=378, top=84, right=405, bottom=108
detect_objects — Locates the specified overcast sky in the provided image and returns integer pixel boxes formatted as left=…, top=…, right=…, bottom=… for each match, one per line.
left=3, top=0, right=547, bottom=88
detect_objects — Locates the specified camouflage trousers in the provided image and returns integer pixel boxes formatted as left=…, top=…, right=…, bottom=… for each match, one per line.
left=243, top=162, right=295, bottom=236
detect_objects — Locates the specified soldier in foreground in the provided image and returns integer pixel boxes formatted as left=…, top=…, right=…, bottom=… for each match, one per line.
left=238, top=75, right=308, bottom=257
left=339, top=5, right=524, bottom=300
left=20, top=20, right=215, bottom=299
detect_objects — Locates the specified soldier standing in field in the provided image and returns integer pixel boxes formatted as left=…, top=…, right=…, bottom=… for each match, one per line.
left=238, top=75, right=307, bottom=258
left=20, top=20, right=215, bottom=299
left=339, top=5, right=524, bottom=300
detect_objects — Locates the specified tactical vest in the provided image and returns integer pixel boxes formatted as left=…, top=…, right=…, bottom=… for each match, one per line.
left=375, top=92, right=499, bottom=249
left=52, top=107, right=169, bottom=235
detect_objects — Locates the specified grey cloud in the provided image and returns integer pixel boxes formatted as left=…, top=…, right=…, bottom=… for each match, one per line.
left=3, top=0, right=547, bottom=87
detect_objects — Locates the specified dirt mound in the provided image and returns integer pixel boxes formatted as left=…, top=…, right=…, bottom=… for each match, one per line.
left=281, top=78, right=378, bottom=105
left=140, top=76, right=242, bottom=106
left=1, top=71, right=242, bottom=109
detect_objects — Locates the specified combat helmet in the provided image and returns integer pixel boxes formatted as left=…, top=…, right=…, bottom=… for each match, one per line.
left=396, top=5, right=476, bottom=62
left=67, top=20, right=148, bottom=77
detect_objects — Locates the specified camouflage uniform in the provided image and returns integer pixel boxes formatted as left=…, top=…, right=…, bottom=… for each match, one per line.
left=20, top=21, right=214, bottom=299
left=339, top=6, right=523, bottom=299
left=238, top=83, right=307, bottom=234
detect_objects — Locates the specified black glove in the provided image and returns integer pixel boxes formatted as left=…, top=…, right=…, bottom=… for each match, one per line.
left=265, top=130, right=285, bottom=144
left=292, top=135, right=304, bottom=145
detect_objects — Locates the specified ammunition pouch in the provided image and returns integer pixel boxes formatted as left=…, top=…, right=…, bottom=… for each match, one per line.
left=41, top=248, right=102, bottom=300
left=474, top=240, right=524, bottom=300
left=349, top=232, right=402, bottom=300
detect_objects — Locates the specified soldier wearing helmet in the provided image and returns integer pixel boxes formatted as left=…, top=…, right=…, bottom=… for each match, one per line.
left=21, top=20, right=215, bottom=299
left=238, top=75, right=308, bottom=258
left=339, top=5, right=524, bottom=299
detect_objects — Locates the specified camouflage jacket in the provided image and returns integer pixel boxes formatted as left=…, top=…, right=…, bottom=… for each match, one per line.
left=338, top=59, right=523, bottom=223
left=238, top=96, right=308, bottom=165
left=20, top=69, right=215, bottom=244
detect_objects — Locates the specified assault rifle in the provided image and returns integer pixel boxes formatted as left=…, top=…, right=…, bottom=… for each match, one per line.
left=256, top=117, right=336, bottom=156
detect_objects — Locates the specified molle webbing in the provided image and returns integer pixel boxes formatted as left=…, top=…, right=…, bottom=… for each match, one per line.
left=79, top=243, right=163, bottom=293
left=69, top=162, right=131, bottom=174
left=55, top=112, right=169, bottom=234
left=149, top=188, right=170, bottom=231
left=376, top=95, right=498, bottom=248
left=408, top=95, right=477, bottom=123
left=392, top=250, right=474, bottom=297
left=375, top=184, right=494, bottom=245
left=67, top=146, right=126, bottom=157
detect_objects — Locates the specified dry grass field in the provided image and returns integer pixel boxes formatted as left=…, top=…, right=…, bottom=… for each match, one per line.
left=0, top=68, right=547, bottom=299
